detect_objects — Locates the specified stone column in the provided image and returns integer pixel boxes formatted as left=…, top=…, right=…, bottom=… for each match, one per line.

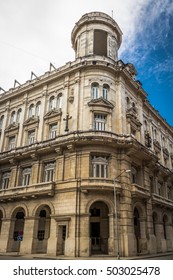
left=0, top=218, right=11, bottom=252
left=166, top=223, right=173, bottom=251
left=108, top=213, right=114, bottom=256
left=31, top=158, right=40, bottom=184
left=20, top=217, right=35, bottom=254
left=47, top=217, right=57, bottom=256
left=155, top=222, right=163, bottom=253
left=79, top=214, right=90, bottom=257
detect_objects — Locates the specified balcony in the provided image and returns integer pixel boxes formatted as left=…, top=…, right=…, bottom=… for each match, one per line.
left=131, top=183, right=150, bottom=199
left=0, top=182, right=55, bottom=202
left=152, top=193, right=173, bottom=208
left=80, top=178, right=118, bottom=193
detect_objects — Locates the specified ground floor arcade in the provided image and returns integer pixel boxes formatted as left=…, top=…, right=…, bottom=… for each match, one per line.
left=0, top=195, right=173, bottom=257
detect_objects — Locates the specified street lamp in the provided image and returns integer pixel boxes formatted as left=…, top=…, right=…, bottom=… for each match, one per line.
left=114, top=169, right=131, bottom=259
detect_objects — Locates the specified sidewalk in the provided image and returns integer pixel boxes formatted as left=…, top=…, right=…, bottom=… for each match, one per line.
left=1, top=251, right=173, bottom=260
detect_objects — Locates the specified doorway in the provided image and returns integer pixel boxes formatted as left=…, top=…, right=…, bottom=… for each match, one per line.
left=90, top=201, right=109, bottom=255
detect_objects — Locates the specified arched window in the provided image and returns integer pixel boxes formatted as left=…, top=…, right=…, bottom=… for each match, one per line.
left=0, top=115, right=4, bottom=129
left=57, top=94, right=62, bottom=109
left=36, top=101, right=41, bottom=117
left=102, top=84, right=109, bottom=99
left=29, top=104, right=35, bottom=118
left=91, top=83, right=99, bottom=99
left=49, top=96, right=55, bottom=110
left=10, top=111, right=16, bottom=124
left=16, top=109, right=22, bottom=123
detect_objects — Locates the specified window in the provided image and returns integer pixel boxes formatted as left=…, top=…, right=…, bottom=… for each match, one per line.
left=0, top=115, right=4, bottom=129
left=57, top=94, right=62, bottom=109
left=91, top=83, right=99, bottom=99
left=22, top=167, right=31, bottom=186
left=167, top=186, right=171, bottom=200
left=163, top=216, right=167, bottom=239
left=10, top=111, right=16, bottom=124
left=44, top=162, right=55, bottom=182
left=29, top=104, right=35, bottom=118
left=8, top=136, right=16, bottom=150
left=103, top=84, right=109, bottom=99
left=94, top=114, right=106, bottom=131
left=37, top=230, right=45, bottom=241
left=1, top=172, right=10, bottom=189
left=28, top=130, right=35, bottom=144
left=131, top=167, right=137, bottom=184
left=144, top=120, right=148, bottom=132
left=49, top=96, right=55, bottom=110
left=36, top=101, right=41, bottom=117
left=91, top=156, right=108, bottom=178
left=152, top=212, right=157, bottom=236
left=49, top=123, right=57, bottom=139
left=157, top=182, right=162, bottom=196
left=16, top=109, right=22, bottom=123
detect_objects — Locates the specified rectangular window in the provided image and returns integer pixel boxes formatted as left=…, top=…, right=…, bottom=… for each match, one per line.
left=94, top=114, right=106, bottom=131
left=91, top=156, right=108, bottom=178
left=44, top=162, right=55, bottom=182
left=37, top=230, right=45, bottom=241
left=28, top=130, right=35, bottom=145
left=8, top=136, right=16, bottom=150
left=22, top=168, right=31, bottom=186
left=1, top=172, right=10, bottom=190
left=49, top=123, right=57, bottom=139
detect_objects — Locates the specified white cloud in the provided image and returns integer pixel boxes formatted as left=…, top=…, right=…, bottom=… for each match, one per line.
left=0, top=0, right=172, bottom=90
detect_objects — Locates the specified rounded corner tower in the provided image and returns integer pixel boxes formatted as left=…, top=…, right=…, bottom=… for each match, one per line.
left=71, top=12, right=123, bottom=62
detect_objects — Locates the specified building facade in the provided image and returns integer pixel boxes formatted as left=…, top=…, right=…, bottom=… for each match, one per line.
left=0, top=12, right=173, bottom=257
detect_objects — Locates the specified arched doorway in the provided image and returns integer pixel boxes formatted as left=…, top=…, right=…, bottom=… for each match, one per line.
left=134, top=207, right=141, bottom=254
left=33, top=206, right=51, bottom=253
left=12, top=210, right=25, bottom=252
left=90, top=201, right=109, bottom=255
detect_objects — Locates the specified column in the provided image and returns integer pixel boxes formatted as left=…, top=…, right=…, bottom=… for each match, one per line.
left=108, top=213, right=114, bottom=256
left=0, top=218, right=11, bottom=252
left=20, top=217, right=35, bottom=254
left=47, top=217, right=57, bottom=256
left=79, top=214, right=90, bottom=257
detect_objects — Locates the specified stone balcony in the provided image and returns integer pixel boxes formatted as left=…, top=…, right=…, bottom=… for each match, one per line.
left=80, top=178, right=120, bottom=193
left=0, top=182, right=55, bottom=202
left=131, top=183, right=150, bottom=199
left=152, top=193, right=173, bottom=208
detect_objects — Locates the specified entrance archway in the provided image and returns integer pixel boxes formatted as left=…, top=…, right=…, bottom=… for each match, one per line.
left=33, top=206, right=51, bottom=253
left=134, top=207, right=141, bottom=254
left=90, top=201, right=109, bottom=254
left=12, top=210, right=25, bottom=252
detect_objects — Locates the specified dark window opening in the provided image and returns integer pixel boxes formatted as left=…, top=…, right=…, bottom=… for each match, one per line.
left=94, top=30, right=107, bottom=56
left=90, top=208, right=100, bottom=217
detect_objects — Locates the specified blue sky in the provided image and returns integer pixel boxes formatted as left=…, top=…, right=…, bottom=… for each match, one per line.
left=120, top=0, right=173, bottom=126
left=0, top=0, right=172, bottom=126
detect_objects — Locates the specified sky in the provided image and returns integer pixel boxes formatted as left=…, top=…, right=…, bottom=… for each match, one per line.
left=0, top=0, right=173, bottom=126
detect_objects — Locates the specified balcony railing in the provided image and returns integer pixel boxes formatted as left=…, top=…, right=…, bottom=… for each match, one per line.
left=0, top=182, right=55, bottom=202
left=131, top=183, right=150, bottom=198
left=152, top=193, right=173, bottom=208
left=80, top=178, right=120, bottom=192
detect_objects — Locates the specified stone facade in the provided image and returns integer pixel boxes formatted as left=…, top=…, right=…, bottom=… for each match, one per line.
left=0, top=12, right=173, bottom=257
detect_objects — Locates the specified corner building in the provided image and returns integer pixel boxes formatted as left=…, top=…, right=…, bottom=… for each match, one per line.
left=0, top=12, right=173, bottom=257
